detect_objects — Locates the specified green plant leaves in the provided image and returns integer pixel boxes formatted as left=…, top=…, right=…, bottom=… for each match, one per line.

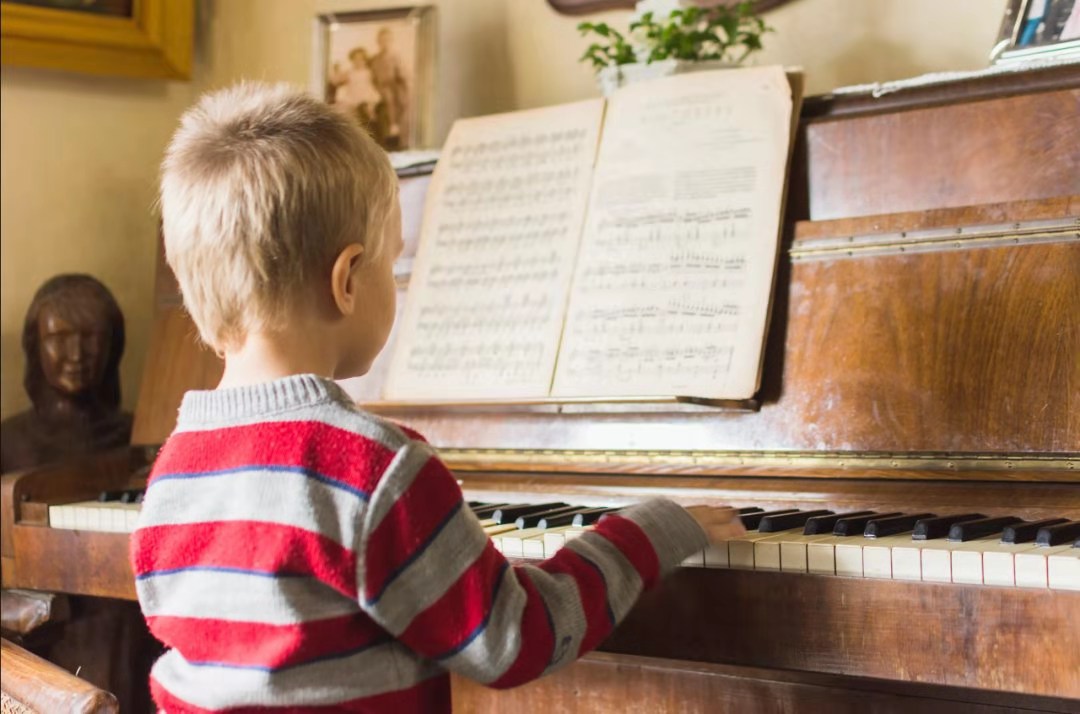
left=577, top=0, right=772, bottom=73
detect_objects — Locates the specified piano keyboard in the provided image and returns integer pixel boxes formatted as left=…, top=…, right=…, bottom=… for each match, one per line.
left=48, top=489, right=143, bottom=533
left=48, top=495, right=1080, bottom=591
left=472, top=502, right=1080, bottom=592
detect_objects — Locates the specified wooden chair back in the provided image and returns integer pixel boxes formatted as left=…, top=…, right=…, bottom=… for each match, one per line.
left=0, top=638, right=118, bottom=714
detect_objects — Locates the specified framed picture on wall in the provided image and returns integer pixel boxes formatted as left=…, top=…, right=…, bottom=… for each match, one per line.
left=312, top=7, right=436, bottom=151
left=991, top=0, right=1080, bottom=64
left=0, top=0, right=194, bottom=79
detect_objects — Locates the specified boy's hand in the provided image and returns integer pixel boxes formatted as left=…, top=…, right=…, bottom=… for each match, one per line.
left=685, top=506, right=746, bottom=542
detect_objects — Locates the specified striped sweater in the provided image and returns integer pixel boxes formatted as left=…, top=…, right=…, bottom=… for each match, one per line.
left=130, top=375, right=707, bottom=713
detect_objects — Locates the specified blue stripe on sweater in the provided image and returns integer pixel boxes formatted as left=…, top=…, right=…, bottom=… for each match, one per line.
left=432, top=560, right=511, bottom=661
left=151, top=464, right=369, bottom=499
left=364, top=500, right=465, bottom=607
left=135, top=565, right=309, bottom=581
left=570, top=550, right=616, bottom=627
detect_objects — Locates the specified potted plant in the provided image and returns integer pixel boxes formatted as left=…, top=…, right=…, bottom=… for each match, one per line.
left=578, top=1, right=773, bottom=95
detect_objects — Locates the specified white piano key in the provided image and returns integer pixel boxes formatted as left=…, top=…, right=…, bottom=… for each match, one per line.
left=703, top=542, right=729, bottom=568
left=48, top=504, right=68, bottom=529
left=522, top=526, right=571, bottom=559
left=834, top=540, right=865, bottom=577
left=862, top=534, right=916, bottom=579
left=73, top=502, right=96, bottom=531
left=123, top=503, right=141, bottom=532
left=680, top=550, right=705, bottom=567
left=484, top=523, right=518, bottom=554
left=1016, top=545, right=1074, bottom=588
left=1048, top=549, right=1080, bottom=591
left=920, top=537, right=998, bottom=583
left=543, top=530, right=567, bottom=557
left=891, top=539, right=924, bottom=581
left=753, top=530, right=806, bottom=571
left=778, top=534, right=843, bottom=573
left=729, top=529, right=801, bottom=570
left=806, top=535, right=850, bottom=575
left=983, top=543, right=1043, bottom=587
left=951, top=540, right=1040, bottom=586
left=500, top=527, right=547, bottom=558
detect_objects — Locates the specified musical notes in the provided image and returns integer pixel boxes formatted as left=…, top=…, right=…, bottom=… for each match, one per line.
left=385, top=68, right=797, bottom=402
left=384, top=100, right=605, bottom=400
left=552, top=67, right=795, bottom=399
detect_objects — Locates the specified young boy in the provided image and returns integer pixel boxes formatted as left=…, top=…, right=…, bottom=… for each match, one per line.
left=132, top=82, right=744, bottom=713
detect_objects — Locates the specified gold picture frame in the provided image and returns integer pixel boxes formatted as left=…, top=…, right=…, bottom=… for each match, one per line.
left=0, top=0, right=194, bottom=79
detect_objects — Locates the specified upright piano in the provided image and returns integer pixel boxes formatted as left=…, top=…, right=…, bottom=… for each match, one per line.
left=3, top=65, right=1078, bottom=712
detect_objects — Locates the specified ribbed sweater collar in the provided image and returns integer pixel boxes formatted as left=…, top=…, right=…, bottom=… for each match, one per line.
left=177, top=374, right=350, bottom=427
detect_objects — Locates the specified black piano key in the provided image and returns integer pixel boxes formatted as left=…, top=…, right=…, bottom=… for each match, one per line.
left=492, top=502, right=569, bottom=525
left=472, top=503, right=512, bottom=518
left=132, top=490, right=145, bottom=504
left=737, top=507, right=765, bottom=515
left=515, top=505, right=585, bottom=530
left=833, top=512, right=902, bottom=537
left=802, top=511, right=876, bottom=535
left=1002, top=518, right=1069, bottom=544
left=913, top=513, right=986, bottom=541
left=1036, top=521, right=1080, bottom=547
left=740, top=509, right=799, bottom=531
left=759, top=509, right=833, bottom=533
left=572, top=508, right=620, bottom=527
left=536, top=507, right=606, bottom=529
left=467, top=501, right=486, bottom=509
left=947, top=516, right=1024, bottom=542
left=864, top=513, right=936, bottom=538
left=98, top=490, right=123, bottom=502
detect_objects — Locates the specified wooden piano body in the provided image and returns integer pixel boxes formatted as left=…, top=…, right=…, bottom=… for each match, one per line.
left=2, top=66, right=1078, bottom=712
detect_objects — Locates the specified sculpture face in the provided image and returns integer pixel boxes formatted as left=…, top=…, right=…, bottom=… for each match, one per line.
left=37, top=304, right=109, bottom=397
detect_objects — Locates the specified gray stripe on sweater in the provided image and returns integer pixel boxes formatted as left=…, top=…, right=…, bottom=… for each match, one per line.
left=138, top=570, right=359, bottom=624
left=151, top=641, right=443, bottom=708
left=174, top=401, right=410, bottom=455
left=364, top=504, right=488, bottom=634
left=364, top=442, right=433, bottom=533
left=436, top=564, right=526, bottom=684
left=619, top=498, right=709, bottom=575
left=564, top=532, right=644, bottom=622
left=524, top=568, right=588, bottom=675
left=139, top=469, right=364, bottom=549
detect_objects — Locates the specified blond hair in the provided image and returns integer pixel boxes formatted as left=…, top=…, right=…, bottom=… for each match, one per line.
left=160, top=82, right=396, bottom=351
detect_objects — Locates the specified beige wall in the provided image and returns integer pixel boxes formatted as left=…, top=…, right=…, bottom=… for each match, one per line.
left=0, top=0, right=1007, bottom=420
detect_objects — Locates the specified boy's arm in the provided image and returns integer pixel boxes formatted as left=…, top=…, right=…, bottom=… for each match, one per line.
left=357, top=441, right=707, bottom=688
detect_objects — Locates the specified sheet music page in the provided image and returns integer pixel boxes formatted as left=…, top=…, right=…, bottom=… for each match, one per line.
left=384, top=100, right=605, bottom=400
left=552, top=66, right=795, bottom=399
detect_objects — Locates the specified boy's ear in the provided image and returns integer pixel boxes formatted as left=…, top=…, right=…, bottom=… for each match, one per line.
left=330, top=243, right=365, bottom=316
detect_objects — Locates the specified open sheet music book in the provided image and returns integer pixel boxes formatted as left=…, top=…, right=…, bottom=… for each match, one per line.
left=383, top=65, right=803, bottom=403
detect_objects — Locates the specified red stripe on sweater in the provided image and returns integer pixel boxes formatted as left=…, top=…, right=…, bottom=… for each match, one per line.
left=151, top=672, right=450, bottom=713
left=396, top=542, right=504, bottom=654
left=362, top=457, right=462, bottom=601
left=538, top=548, right=610, bottom=656
left=486, top=568, right=558, bottom=689
left=146, top=613, right=386, bottom=670
left=131, top=521, right=357, bottom=598
left=593, top=515, right=661, bottom=588
left=151, top=421, right=396, bottom=495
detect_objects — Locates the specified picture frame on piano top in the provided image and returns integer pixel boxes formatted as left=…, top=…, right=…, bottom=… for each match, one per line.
left=990, top=0, right=1080, bottom=64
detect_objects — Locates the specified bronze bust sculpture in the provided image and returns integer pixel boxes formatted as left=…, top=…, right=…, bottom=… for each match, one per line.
left=1, top=274, right=132, bottom=473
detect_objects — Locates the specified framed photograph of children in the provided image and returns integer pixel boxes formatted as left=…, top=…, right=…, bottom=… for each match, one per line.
left=312, top=7, right=435, bottom=151
left=991, top=0, right=1080, bottom=64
